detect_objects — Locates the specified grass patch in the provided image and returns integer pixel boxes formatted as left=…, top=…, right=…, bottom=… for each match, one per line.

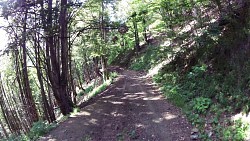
left=84, top=72, right=118, bottom=100
left=88, top=79, right=111, bottom=97
left=130, top=45, right=169, bottom=71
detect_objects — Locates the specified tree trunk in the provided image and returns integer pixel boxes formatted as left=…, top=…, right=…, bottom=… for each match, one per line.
left=21, top=3, right=39, bottom=123
left=59, top=0, right=74, bottom=114
left=133, top=19, right=140, bottom=53
left=142, top=18, right=148, bottom=43
left=44, top=0, right=73, bottom=116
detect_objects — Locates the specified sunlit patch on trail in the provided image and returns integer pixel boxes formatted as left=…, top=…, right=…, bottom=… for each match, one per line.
left=143, top=96, right=162, bottom=101
left=135, top=123, right=145, bottom=128
left=79, top=111, right=91, bottom=116
left=147, top=59, right=171, bottom=77
left=115, top=86, right=124, bottom=91
left=152, top=117, right=164, bottom=123
left=162, top=112, right=177, bottom=120
left=102, top=95, right=115, bottom=99
left=135, top=92, right=146, bottom=95
left=111, top=111, right=125, bottom=117
left=139, top=112, right=154, bottom=116
left=121, top=93, right=146, bottom=100
left=89, top=119, right=98, bottom=125
left=110, top=101, right=124, bottom=105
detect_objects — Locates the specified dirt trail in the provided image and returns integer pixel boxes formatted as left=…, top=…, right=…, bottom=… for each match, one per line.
left=39, top=70, right=192, bottom=141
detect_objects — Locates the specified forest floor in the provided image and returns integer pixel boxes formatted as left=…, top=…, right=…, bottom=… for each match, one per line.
left=39, top=69, right=192, bottom=141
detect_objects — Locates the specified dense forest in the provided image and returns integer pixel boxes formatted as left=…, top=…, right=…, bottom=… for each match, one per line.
left=0, top=0, right=249, bottom=140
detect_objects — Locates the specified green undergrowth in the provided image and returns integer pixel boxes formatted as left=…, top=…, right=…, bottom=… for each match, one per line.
left=89, top=72, right=118, bottom=97
left=128, top=15, right=250, bottom=139
left=153, top=64, right=250, bottom=140
left=5, top=72, right=118, bottom=141
left=77, top=72, right=118, bottom=102
left=78, top=72, right=118, bottom=97
left=3, top=120, right=57, bottom=141
left=130, top=45, right=170, bottom=71
left=129, top=46, right=250, bottom=140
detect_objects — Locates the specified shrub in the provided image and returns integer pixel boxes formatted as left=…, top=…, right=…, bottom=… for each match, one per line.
left=191, top=97, right=212, bottom=114
left=28, top=120, right=56, bottom=140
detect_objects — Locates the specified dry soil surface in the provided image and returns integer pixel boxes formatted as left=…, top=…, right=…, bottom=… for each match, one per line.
left=39, top=70, right=192, bottom=141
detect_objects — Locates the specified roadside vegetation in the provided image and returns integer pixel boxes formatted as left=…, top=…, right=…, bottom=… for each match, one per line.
left=127, top=0, right=250, bottom=140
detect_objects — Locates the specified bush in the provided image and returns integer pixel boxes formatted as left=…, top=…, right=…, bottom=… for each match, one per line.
left=28, top=120, right=56, bottom=140
left=191, top=97, right=212, bottom=114
left=217, top=119, right=249, bottom=141
left=110, top=72, right=118, bottom=80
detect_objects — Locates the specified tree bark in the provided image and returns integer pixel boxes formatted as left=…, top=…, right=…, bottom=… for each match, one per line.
left=20, top=2, right=39, bottom=123
left=133, top=19, right=140, bottom=53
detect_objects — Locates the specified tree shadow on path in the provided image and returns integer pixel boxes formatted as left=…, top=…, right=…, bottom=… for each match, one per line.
left=39, top=70, right=192, bottom=141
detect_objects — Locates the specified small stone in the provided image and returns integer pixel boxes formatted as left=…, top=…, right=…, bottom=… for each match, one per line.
left=191, top=128, right=199, bottom=134
left=190, top=134, right=199, bottom=140
left=208, top=131, right=213, bottom=137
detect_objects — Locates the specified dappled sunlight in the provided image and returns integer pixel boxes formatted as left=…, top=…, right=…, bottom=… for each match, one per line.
left=102, top=95, right=115, bottom=99
left=232, top=113, right=250, bottom=140
left=114, top=87, right=124, bottom=91
left=121, top=94, right=146, bottom=100
left=138, top=112, right=154, bottom=116
left=111, top=111, right=125, bottom=117
left=143, top=96, right=162, bottom=101
left=162, top=112, right=178, bottom=120
left=130, top=84, right=140, bottom=87
left=75, top=111, right=91, bottom=116
left=40, top=135, right=57, bottom=141
left=40, top=70, right=191, bottom=140
left=135, top=123, right=145, bottom=128
left=147, top=59, right=171, bottom=77
left=110, top=101, right=124, bottom=105
left=129, top=92, right=146, bottom=95
left=152, top=113, right=177, bottom=123
left=152, top=117, right=164, bottom=123
left=161, top=40, right=171, bottom=47
left=89, top=119, right=98, bottom=125
left=68, top=120, right=73, bottom=124
left=179, top=20, right=197, bottom=34
left=133, top=102, right=146, bottom=107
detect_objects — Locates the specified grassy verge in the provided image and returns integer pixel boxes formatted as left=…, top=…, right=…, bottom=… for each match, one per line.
left=153, top=64, right=250, bottom=140
left=86, top=72, right=118, bottom=98
left=77, top=72, right=118, bottom=104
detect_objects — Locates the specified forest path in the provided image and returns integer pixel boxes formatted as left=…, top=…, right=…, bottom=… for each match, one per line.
left=40, top=69, right=192, bottom=141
